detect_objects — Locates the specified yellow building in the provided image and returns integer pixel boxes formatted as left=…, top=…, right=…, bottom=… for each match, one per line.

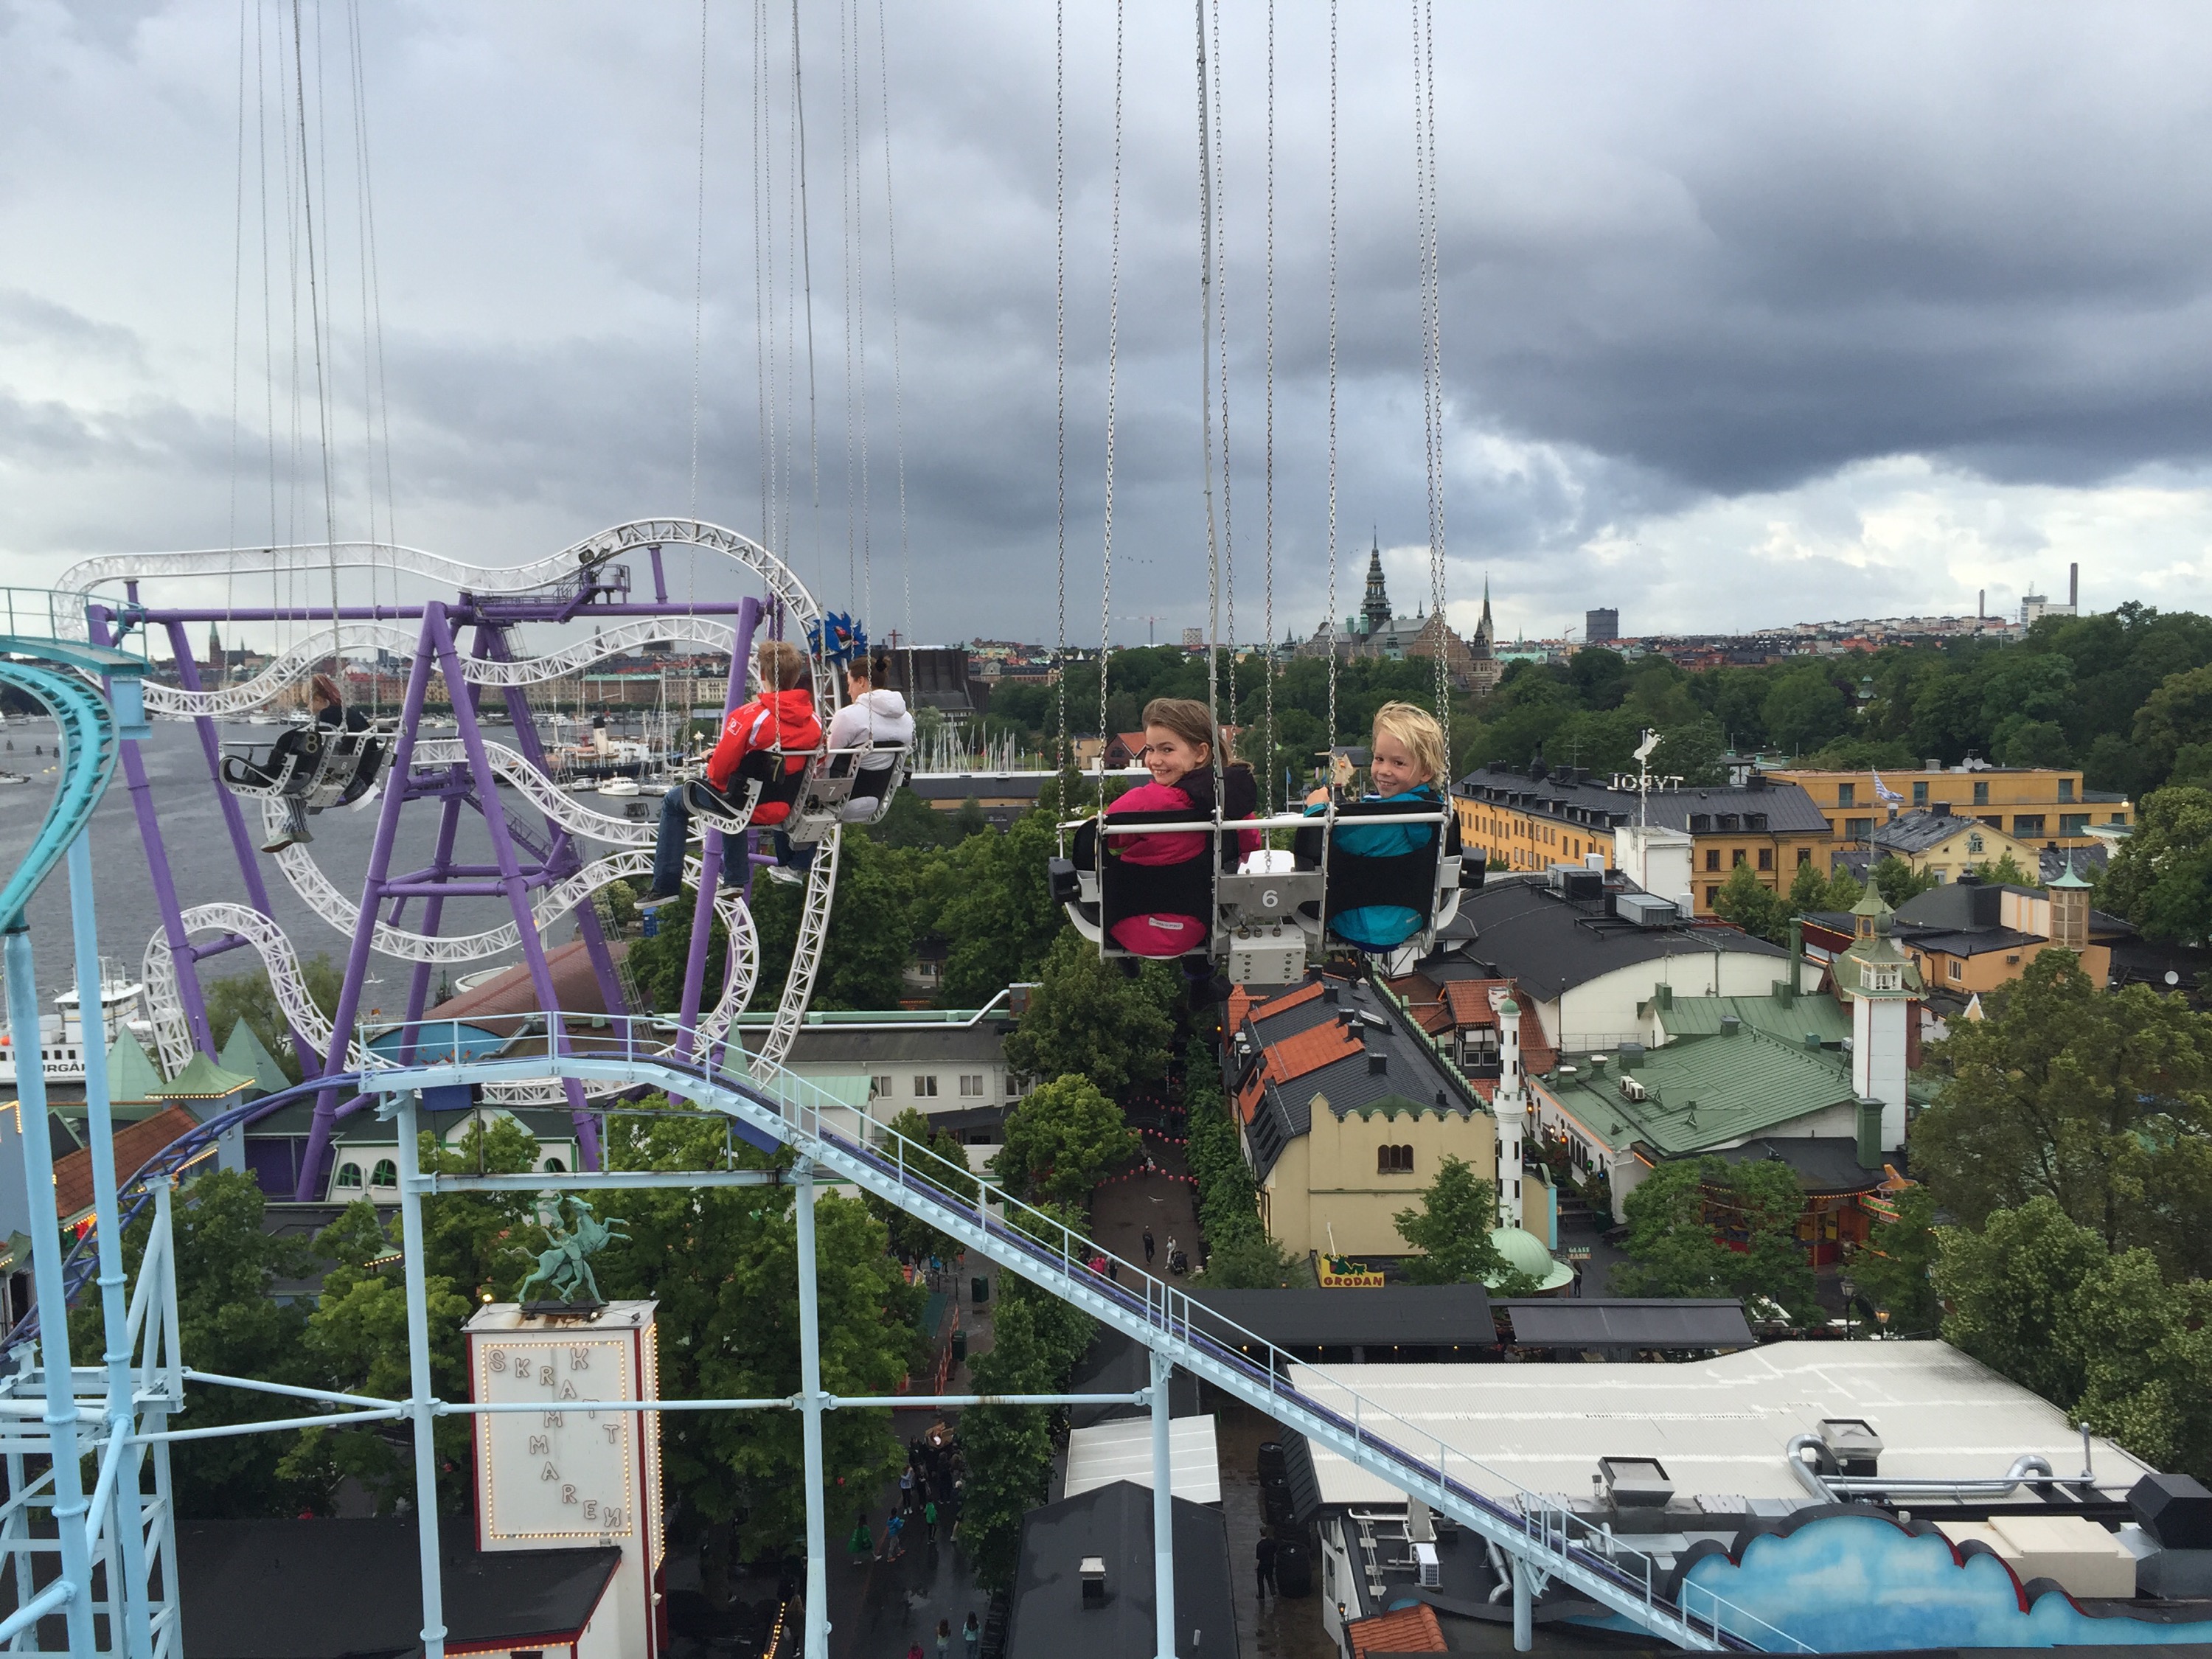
left=1455, top=765, right=1834, bottom=917
left=1865, top=810, right=2039, bottom=884
left=1771, top=766, right=2129, bottom=852
left=1227, top=976, right=1503, bottom=1262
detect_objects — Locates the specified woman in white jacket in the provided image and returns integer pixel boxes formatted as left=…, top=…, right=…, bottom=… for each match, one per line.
left=767, top=648, right=916, bottom=881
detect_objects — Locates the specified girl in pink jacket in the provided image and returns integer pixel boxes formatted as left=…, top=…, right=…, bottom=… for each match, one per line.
left=1105, top=697, right=1259, bottom=958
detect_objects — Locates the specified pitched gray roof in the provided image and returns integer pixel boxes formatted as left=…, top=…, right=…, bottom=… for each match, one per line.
left=1453, top=875, right=1787, bottom=1003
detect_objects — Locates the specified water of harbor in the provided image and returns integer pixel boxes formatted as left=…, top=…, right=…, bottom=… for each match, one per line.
left=0, top=715, right=600, bottom=1007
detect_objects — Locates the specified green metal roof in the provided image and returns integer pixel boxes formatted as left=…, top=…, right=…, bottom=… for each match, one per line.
left=158, top=1051, right=257, bottom=1106
left=1553, top=1026, right=1860, bottom=1156
left=104, top=1031, right=167, bottom=1105
left=218, top=1021, right=291, bottom=1096
left=1652, top=993, right=1851, bottom=1048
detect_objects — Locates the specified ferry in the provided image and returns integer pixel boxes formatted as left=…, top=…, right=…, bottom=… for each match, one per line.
left=0, top=959, right=156, bottom=1085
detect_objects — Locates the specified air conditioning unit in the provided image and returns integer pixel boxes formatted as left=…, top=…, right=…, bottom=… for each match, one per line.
left=1413, top=1540, right=1441, bottom=1588
left=1615, top=891, right=1678, bottom=928
left=1618, top=1076, right=1649, bottom=1102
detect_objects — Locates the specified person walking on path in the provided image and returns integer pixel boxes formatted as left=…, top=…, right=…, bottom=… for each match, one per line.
left=884, top=1510, right=908, bottom=1562
left=1164, top=1235, right=1178, bottom=1268
left=1143, top=1228, right=1156, bottom=1265
left=1257, top=1534, right=1279, bottom=1599
left=899, top=1464, right=916, bottom=1512
left=936, top=1618, right=953, bottom=1655
left=964, top=1612, right=981, bottom=1658
left=924, top=1498, right=939, bottom=1544
left=849, top=1514, right=872, bottom=1564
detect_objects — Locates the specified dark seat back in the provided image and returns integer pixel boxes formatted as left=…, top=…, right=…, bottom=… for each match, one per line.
left=1077, top=812, right=1220, bottom=935
left=1290, top=800, right=1458, bottom=929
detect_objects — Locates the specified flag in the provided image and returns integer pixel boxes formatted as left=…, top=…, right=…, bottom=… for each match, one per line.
left=1871, top=769, right=1902, bottom=804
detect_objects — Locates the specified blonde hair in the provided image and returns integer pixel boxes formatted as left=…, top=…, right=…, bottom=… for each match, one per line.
left=1141, top=697, right=1217, bottom=764
left=756, top=639, right=811, bottom=691
left=1371, top=700, right=1445, bottom=785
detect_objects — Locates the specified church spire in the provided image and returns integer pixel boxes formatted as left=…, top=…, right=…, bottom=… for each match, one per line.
left=1474, top=571, right=1495, bottom=648
left=1360, top=534, right=1391, bottom=636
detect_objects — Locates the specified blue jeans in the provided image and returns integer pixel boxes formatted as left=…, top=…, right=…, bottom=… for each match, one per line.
left=650, top=787, right=748, bottom=897
left=771, top=829, right=815, bottom=872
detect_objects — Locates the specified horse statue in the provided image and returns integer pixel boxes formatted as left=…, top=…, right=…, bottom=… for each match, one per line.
left=514, top=1193, right=631, bottom=1306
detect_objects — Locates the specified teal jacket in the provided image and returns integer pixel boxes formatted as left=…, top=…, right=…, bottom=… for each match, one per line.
left=1303, top=784, right=1442, bottom=950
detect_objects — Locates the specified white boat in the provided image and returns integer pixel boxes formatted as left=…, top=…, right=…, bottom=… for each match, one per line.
left=597, top=777, right=641, bottom=798
left=0, top=959, right=154, bottom=1086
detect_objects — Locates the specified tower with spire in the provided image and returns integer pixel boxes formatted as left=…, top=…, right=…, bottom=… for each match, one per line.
left=1359, top=535, right=1392, bottom=637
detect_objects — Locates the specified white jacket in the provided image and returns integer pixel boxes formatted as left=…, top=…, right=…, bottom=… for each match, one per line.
left=826, top=688, right=914, bottom=818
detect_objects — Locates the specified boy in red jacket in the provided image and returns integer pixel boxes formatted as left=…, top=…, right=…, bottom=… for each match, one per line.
left=640, top=639, right=822, bottom=907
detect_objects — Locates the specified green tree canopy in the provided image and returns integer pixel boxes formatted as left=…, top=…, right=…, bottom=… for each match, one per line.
left=1844, top=1183, right=1941, bottom=1335
left=1869, top=854, right=1939, bottom=908
left=201, top=953, right=341, bottom=1082
left=869, top=1106, right=980, bottom=1262
left=1713, top=861, right=1787, bottom=942
left=1391, top=1155, right=1517, bottom=1287
left=1611, top=1156, right=1818, bottom=1321
left=2099, top=786, right=2212, bottom=945
left=1004, top=930, right=1178, bottom=1094
left=993, top=1074, right=1141, bottom=1205
left=960, top=1283, right=1097, bottom=1592
left=1915, top=949, right=2212, bottom=1279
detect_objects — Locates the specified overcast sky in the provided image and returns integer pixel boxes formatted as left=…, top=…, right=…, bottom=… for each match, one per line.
left=5, top=1, right=2212, bottom=647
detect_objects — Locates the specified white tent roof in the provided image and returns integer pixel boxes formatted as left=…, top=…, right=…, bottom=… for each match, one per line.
left=1292, top=1342, right=2148, bottom=1509
left=1063, top=1416, right=1221, bottom=1505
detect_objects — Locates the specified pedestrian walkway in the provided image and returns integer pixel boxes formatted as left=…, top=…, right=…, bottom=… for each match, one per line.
left=1090, top=1132, right=1203, bottom=1271
left=830, top=1407, right=988, bottom=1659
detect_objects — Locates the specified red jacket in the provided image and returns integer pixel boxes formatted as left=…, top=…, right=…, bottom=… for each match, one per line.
left=706, top=686, right=822, bottom=804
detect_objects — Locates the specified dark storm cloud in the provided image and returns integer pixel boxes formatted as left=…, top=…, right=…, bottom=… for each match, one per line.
left=4, top=1, right=2211, bottom=634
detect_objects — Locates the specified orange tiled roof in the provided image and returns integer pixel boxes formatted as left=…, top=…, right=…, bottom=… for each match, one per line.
left=1261, top=1019, right=1362, bottom=1088
left=52, top=1107, right=201, bottom=1223
left=1245, top=979, right=1324, bottom=1023
left=1440, top=978, right=1558, bottom=1074
left=1348, top=1603, right=1446, bottom=1658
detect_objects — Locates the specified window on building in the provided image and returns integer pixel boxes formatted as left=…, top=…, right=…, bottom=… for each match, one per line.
left=1377, top=1144, right=1414, bottom=1175
left=1797, top=847, right=1812, bottom=866
left=2059, top=813, right=2089, bottom=837
left=335, top=1163, right=363, bottom=1189
left=2012, top=815, right=2045, bottom=838
left=1757, top=848, right=1773, bottom=871
left=1948, top=959, right=1964, bottom=982
left=959, top=1074, right=984, bottom=1097
left=872, top=1074, right=894, bottom=1098
left=1704, top=849, right=1720, bottom=872
left=1846, top=818, right=1874, bottom=841
left=1837, top=783, right=1856, bottom=807
left=2111, top=812, right=2129, bottom=826
left=1731, top=848, right=1747, bottom=868
left=1973, top=781, right=1990, bottom=806
left=1705, top=885, right=1719, bottom=906
left=1912, top=780, right=1929, bottom=805
left=914, top=1075, right=939, bottom=1097
left=543, top=1158, right=566, bottom=1175
left=370, top=1158, right=398, bottom=1188
left=2059, top=778, right=2076, bottom=803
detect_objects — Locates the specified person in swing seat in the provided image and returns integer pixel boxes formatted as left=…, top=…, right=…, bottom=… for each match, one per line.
left=1303, top=699, right=1447, bottom=951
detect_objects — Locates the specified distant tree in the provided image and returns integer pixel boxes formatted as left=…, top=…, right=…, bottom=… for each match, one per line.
left=1800, top=737, right=1919, bottom=771
left=935, top=803, right=1068, bottom=1005
left=201, top=953, right=342, bottom=1081
left=73, top=1171, right=323, bottom=1517
left=1994, top=718, right=2072, bottom=768
left=1868, top=855, right=1939, bottom=908
left=865, top=786, right=961, bottom=849
left=2132, top=664, right=2212, bottom=787
left=1843, top=1183, right=1941, bottom=1336
left=1820, top=866, right=1866, bottom=910
left=1970, top=849, right=2035, bottom=888
left=1915, top=949, right=2212, bottom=1279
left=1784, top=859, right=1831, bottom=915
left=1180, top=1039, right=1276, bottom=1264
left=1612, top=1156, right=1818, bottom=1321
left=2099, top=786, right=2212, bottom=945
left=1197, top=1230, right=1301, bottom=1288
left=993, top=1074, right=1141, bottom=1205
left=1004, top=930, right=1178, bottom=1095
left=1712, top=861, right=1787, bottom=942
left=1935, top=1196, right=2107, bottom=1405
left=949, top=796, right=992, bottom=839
left=1392, top=1155, right=1523, bottom=1288
left=1761, top=671, right=1849, bottom=757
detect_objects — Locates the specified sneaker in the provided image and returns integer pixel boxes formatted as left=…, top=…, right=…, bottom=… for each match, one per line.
left=765, top=866, right=804, bottom=886
left=260, top=835, right=295, bottom=855
left=636, top=891, right=683, bottom=912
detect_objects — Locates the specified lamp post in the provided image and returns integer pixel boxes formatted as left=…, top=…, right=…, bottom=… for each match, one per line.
left=1839, top=1273, right=1856, bottom=1341
left=1875, top=1307, right=1891, bottom=1340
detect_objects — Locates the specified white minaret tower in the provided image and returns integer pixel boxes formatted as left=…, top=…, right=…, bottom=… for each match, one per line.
left=1492, top=990, right=1528, bottom=1227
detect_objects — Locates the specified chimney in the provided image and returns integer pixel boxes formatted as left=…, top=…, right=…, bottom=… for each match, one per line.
left=1719, top=1015, right=1741, bottom=1037
left=1978, top=588, right=1985, bottom=619
left=2069, top=563, right=2079, bottom=609
left=1367, top=1044, right=1389, bottom=1076
left=1080, top=1556, right=1107, bottom=1607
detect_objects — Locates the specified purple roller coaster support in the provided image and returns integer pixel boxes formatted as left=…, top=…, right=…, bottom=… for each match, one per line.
left=423, top=607, right=602, bottom=1169
left=675, top=597, right=762, bottom=1062
left=397, top=794, right=465, bottom=1065
left=482, top=625, right=628, bottom=1024
left=91, top=614, right=215, bottom=1056
left=296, top=617, right=442, bottom=1201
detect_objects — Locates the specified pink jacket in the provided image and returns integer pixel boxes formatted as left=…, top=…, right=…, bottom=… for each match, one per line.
left=1104, top=773, right=1261, bottom=956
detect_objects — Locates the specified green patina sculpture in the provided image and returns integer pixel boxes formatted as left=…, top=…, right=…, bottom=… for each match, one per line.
left=514, top=1192, right=631, bottom=1306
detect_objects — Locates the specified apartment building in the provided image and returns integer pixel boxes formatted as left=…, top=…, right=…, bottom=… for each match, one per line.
left=1770, top=765, right=2129, bottom=852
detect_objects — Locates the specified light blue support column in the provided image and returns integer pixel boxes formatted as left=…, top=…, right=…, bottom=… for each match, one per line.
left=394, top=1091, right=448, bottom=1659
left=1513, top=1555, right=1534, bottom=1651
left=1152, top=1343, right=1176, bottom=1659
left=796, top=1161, right=829, bottom=1659
left=69, top=830, right=155, bottom=1658
left=2, top=928, right=96, bottom=1655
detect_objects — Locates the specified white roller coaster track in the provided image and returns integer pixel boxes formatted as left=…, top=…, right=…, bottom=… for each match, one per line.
left=135, top=616, right=740, bottom=719
left=59, top=518, right=821, bottom=640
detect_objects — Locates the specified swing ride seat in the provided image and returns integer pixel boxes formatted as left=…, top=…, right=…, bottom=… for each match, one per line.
left=784, top=741, right=910, bottom=845
left=1289, top=800, right=1472, bottom=956
left=682, top=745, right=812, bottom=835
left=219, top=717, right=394, bottom=811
